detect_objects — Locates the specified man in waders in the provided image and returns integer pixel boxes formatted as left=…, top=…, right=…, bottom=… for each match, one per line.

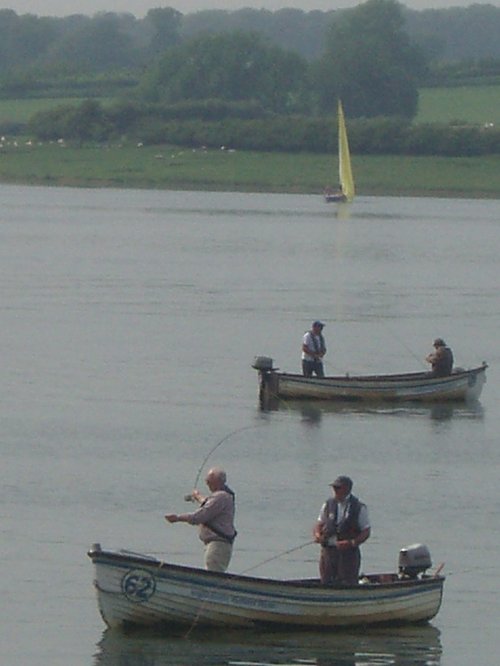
left=313, top=475, right=370, bottom=585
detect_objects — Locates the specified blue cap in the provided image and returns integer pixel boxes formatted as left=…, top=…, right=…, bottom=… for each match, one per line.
left=312, top=320, right=325, bottom=328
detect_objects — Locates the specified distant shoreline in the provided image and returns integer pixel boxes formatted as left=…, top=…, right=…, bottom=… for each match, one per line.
left=0, top=143, right=498, bottom=199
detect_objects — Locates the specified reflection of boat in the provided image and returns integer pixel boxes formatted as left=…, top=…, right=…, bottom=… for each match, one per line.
left=264, top=397, right=485, bottom=422
left=95, top=623, right=442, bottom=666
left=324, top=99, right=355, bottom=203
left=89, top=543, right=444, bottom=631
left=253, top=357, right=487, bottom=403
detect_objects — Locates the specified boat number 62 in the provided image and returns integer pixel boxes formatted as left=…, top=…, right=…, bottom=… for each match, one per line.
left=121, top=569, right=156, bottom=602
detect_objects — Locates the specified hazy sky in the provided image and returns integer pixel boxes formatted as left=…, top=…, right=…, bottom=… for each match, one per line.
left=1, top=0, right=499, bottom=18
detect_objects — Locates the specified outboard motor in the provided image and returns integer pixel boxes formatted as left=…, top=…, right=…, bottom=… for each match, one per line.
left=252, top=356, right=274, bottom=371
left=252, top=357, right=278, bottom=408
left=398, top=543, right=432, bottom=579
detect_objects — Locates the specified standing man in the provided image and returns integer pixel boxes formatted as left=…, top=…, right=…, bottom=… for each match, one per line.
left=313, top=475, right=370, bottom=585
left=302, top=320, right=327, bottom=377
left=426, top=338, right=454, bottom=377
left=165, top=467, right=237, bottom=572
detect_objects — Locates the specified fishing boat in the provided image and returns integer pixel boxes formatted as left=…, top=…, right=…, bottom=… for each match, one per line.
left=88, top=543, right=444, bottom=631
left=324, top=99, right=355, bottom=203
left=252, top=357, right=487, bottom=403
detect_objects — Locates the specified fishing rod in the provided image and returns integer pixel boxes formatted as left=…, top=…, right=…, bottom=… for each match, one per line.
left=239, top=539, right=315, bottom=575
left=184, top=423, right=264, bottom=500
left=185, top=389, right=303, bottom=500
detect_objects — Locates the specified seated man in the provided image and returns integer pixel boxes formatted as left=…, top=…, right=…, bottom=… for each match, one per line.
left=426, top=338, right=454, bottom=377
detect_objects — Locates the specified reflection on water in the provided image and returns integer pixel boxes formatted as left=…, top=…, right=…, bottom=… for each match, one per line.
left=261, top=396, right=484, bottom=425
left=94, top=624, right=442, bottom=666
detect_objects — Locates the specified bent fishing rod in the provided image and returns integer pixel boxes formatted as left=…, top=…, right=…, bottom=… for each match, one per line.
left=184, top=423, right=265, bottom=500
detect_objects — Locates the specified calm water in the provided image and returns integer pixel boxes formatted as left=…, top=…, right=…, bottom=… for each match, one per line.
left=1, top=185, right=499, bottom=666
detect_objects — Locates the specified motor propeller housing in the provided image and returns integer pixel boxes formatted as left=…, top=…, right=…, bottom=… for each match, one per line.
left=398, top=543, right=432, bottom=578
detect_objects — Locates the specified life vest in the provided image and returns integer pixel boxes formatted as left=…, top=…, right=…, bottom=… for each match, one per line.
left=322, top=494, right=363, bottom=541
left=305, top=331, right=326, bottom=355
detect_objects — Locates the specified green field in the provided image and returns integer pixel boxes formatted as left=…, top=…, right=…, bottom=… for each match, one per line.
left=416, top=85, right=500, bottom=125
left=0, top=142, right=498, bottom=198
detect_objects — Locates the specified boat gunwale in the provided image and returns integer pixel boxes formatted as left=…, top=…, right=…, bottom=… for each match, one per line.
left=270, top=364, right=487, bottom=384
left=88, top=549, right=445, bottom=595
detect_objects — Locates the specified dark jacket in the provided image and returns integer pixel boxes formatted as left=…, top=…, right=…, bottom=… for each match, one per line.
left=431, top=346, right=454, bottom=377
left=322, top=494, right=363, bottom=543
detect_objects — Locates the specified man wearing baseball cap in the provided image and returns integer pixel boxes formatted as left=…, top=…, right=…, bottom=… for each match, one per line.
left=313, top=475, right=370, bottom=585
left=301, top=320, right=327, bottom=377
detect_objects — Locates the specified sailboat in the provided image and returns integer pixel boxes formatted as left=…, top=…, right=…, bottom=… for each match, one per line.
left=324, top=99, right=355, bottom=203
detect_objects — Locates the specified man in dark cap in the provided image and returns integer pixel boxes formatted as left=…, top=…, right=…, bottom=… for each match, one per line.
left=426, top=338, right=454, bottom=377
left=302, top=320, right=327, bottom=377
left=313, top=475, right=370, bottom=585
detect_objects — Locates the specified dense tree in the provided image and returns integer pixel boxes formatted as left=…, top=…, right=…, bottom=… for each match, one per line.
left=317, top=0, right=427, bottom=118
left=405, top=4, right=500, bottom=63
left=0, top=10, right=60, bottom=67
left=144, top=7, right=182, bottom=55
left=139, top=31, right=309, bottom=114
left=44, top=13, right=138, bottom=73
left=180, top=7, right=331, bottom=60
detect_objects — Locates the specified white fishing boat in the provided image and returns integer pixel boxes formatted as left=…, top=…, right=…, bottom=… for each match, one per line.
left=324, top=99, right=355, bottom=203
left=253, top=357, right=487, bottom=403
left=88, top=543, right=444, bottom=631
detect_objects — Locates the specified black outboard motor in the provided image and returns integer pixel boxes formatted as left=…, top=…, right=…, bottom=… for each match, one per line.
left=398, top=543, right=432, bottom=579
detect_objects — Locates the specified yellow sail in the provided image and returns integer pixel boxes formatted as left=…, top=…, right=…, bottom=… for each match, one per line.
left=337, top=99, right=355, bottom=202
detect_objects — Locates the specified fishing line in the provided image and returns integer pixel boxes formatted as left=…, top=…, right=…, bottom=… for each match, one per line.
left=380, top=321, right=427, bottom=370
left=239, top=539, right=315, bottom=575
left=189, top=406, right=296, bottom=493
left=191, top=423, right=265, bottom=490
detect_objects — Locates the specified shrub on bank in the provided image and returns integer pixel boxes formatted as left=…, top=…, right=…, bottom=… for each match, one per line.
left=28, top=99, right=500, bottom=156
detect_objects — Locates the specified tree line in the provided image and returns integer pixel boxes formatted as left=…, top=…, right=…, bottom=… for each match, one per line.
left=1, top=2, right=500, bottom=85
left=7, top=1, right=428, bottom=121
left=28, top=98, right=500, bottom=156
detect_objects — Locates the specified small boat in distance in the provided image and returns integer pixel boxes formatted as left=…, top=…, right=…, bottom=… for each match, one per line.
left=324, top=99, right=355, bottom=203
left=88, top=543, right=444, bottom=631
left=252, top=357, right=487, bottom=403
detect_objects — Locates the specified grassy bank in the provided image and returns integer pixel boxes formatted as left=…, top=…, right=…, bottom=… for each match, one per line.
left=0, top=141, right=499, bottom=198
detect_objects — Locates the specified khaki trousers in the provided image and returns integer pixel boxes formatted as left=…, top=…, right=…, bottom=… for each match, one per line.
left=204, top=540, right=233, bottom=572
